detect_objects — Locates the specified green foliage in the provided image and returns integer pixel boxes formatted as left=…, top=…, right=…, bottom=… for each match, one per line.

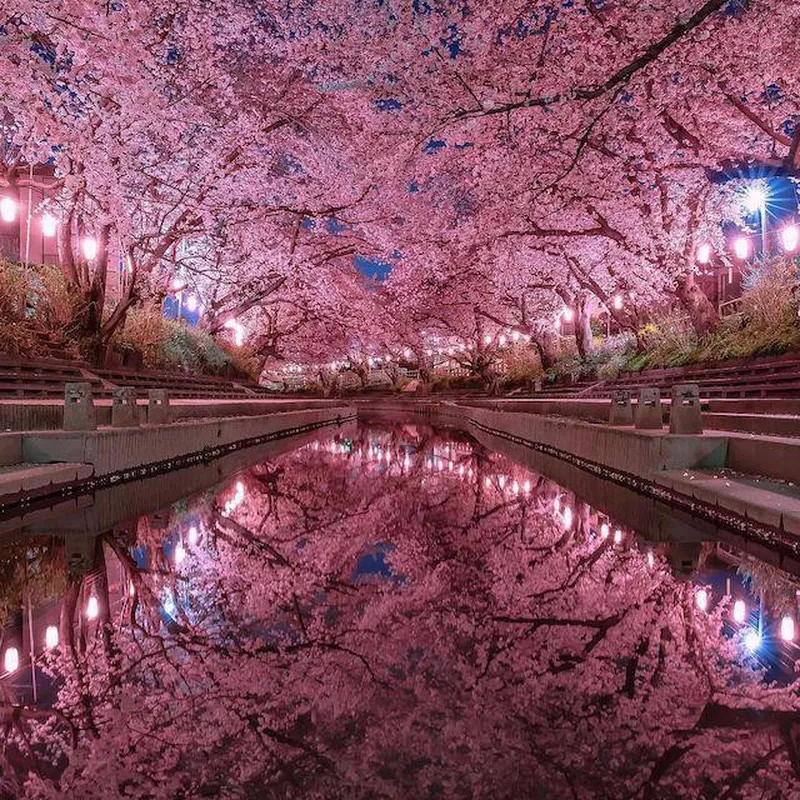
left=111, top=303, right=260, bottom=380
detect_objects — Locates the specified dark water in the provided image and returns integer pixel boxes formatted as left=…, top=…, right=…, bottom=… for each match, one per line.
left=1, top=420, right=799, bottom=799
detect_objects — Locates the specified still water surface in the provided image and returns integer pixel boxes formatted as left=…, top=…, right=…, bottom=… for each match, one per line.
left=1, top=420, right=799, bottom=799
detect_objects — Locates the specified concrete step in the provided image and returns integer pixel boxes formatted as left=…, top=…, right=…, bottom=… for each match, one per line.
left=655, top=468, right=800, bottom=536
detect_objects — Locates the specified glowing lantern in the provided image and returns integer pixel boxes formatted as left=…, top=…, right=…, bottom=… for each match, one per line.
left=646, top=551, right=654, bottom=568
left=45, top=625, right=59, bottom=649
left=483, top=334, right=492, bottom=345
left=781, top=225, right=799, bottom=253
left=563, top=506, right=573, bottom=530
left=86, top=595, right=99, bottom=620
left=732, top=599, right=746, bottom=624
left=3, top=647, right=19, bottom=673
left=82, top=237, right=98, bottom=260
left=41, top=214, right=58, bottom=237
left=562, top=308, right=574, bottom=323
left=696, top=243, right=712, bottom=264
left=0, top=196, right=17, bottom=222
left=733, top=237, right=749, bottom=260
left=600, top=523, right=610, bottom=540
left=498, top=334, right=507, bottom=346
left=512, top=330, right=520, bottom=342
left=189, top=526, right=199, bottom=545
left=613, top=529, right=622, bottom=544
left=780, top=615, right=795, bottom=642
left=175, top=542, right=186, bottom=565
left=613, top=294, right=623, bottom=310
left=695, top=588, right=709, bottom=612
left=224, top=319, right=245, bottom=346
left=186, top=294, right=198, bottom=312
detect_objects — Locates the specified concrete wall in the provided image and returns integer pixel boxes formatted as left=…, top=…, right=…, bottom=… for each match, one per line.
left=21, top=406, right=354, bottom=477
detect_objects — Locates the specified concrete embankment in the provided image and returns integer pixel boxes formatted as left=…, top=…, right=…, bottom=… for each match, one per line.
left=0, top=404, right=355, bottom=514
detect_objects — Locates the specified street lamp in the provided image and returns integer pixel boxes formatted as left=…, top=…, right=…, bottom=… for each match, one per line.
left=781, top=225, right=799, bottom=254
left=733, top=236, right=750, bottom=260
left=45, top=625, right=59, bottom=649
left=41, top=214, right=57, bottom=238
left=0, top=196, right=17, bottom=223
left=3, top=647, right=18, bottom=674
left=82, top=237, right=98, bottom=261
left=744, top=185, right=768, bottom=255
left=696, top=243, right=712, bottom=265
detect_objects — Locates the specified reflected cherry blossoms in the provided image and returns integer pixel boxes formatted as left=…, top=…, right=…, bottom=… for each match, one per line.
left=0, top=424, right=798, bottom=798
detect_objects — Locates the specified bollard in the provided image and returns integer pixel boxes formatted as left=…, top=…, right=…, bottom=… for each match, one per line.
left=669, top=383, right=703, bottom=434
left=148, top=389, right=172, bottom=425
left=63, top=382, right=97, bottom=431
left=635, top=387, right=663, bottom=430
left=111, top=387, right=139, bottom=428
left=65, top=531, right=95, bottom=575
left=608, top=389, right=633, bottom=426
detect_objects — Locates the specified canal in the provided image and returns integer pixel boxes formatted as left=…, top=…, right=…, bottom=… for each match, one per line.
left=0, top=418, right=798, bottom=798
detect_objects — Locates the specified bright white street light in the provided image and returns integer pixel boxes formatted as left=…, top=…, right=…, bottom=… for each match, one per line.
left=41, top=213, right=58, bottom=237
left=733, top=236, right=750, bottom=260
left=743, top=628, right=761, bottom=653
left=781, top=225, right=799, bottom=253
left=744, top=186, right=767, bottom=214
left=82, top=237, right=98, bottom=260
left=86, top=595, right=99, bottom=620
left=3, top=647, right=19, bottom=674
left=224, top=319, right=245, bottom=346
left=732, top=599, right=746, bottom=624
left=696, top=243, right=712, bottom=264
left=0, top=196, right=17, bottom=223
left=45, top=625, right=59, bottom=649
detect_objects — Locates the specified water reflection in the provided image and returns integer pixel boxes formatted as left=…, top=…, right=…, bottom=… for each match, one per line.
left=0, top=422, right=799, bottom=798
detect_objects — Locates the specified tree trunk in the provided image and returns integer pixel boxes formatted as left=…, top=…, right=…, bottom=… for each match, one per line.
left=531, top=326, right=559, bottom=370
left=676, top=272, right=719, bottom=339
left=574, top=292, right=594, bottom=358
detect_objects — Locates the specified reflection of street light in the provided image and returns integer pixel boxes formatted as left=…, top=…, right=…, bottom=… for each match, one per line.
left=0, top=196, right=17, bottom=222
left=696, top=243, right=712, bottom=264
left=86, top=595, right=99, bottom=620
left=45, top=626, right=59, bottom=649
left=781, top=225, right=799, bottom=253
left=82, top=237, right=98, bottom=261
left=3, top=647, right=18, bottom=673
left=743, top=628, right=761, bottom=653
left=41, top=214, right=57, bottom=237
left=733, top=236, right=750, bottom=260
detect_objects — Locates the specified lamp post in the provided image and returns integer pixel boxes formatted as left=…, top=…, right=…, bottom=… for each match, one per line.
left=745, top=186, right=768, bottom=255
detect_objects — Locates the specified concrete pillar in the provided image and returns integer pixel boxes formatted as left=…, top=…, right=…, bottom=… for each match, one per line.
left=63, top=382, right=97, bottom=431
left=609, top=390, right=633, bottom=426
left=148, top=389, right=172, bottom=425
left=635, top=388, right=662, bottom=430
left=670, top=383, right=703, bottom=434
left=111, top=387, right=139, bottom=428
